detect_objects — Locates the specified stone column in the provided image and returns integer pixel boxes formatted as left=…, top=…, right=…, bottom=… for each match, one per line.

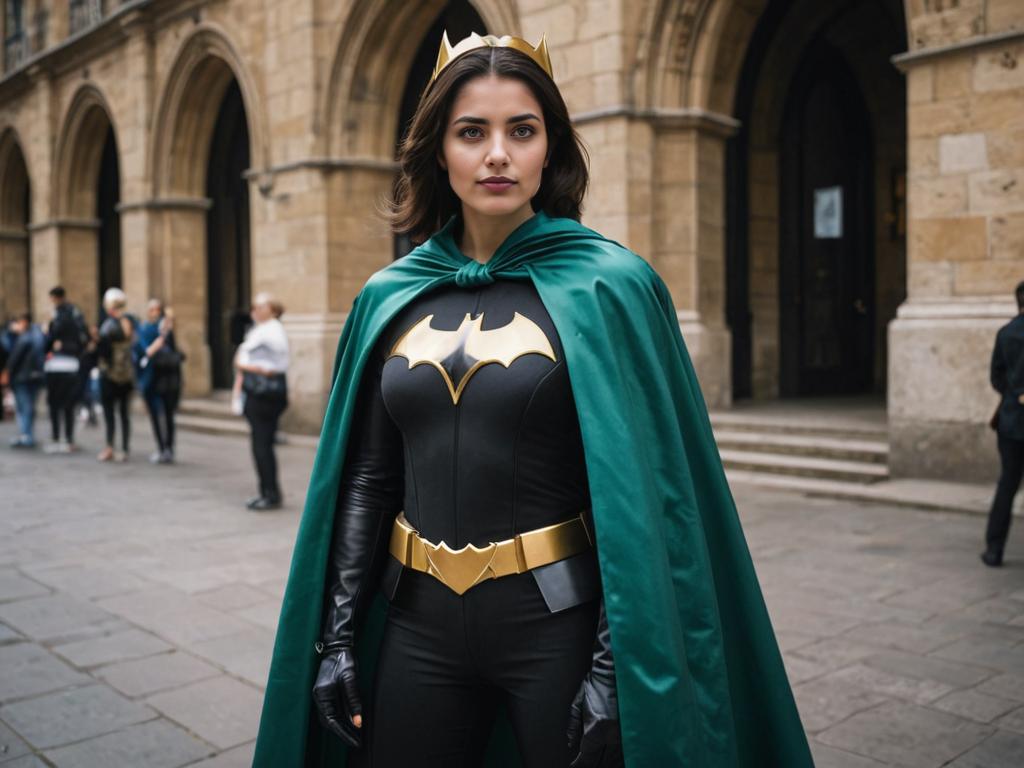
left=0, top=229, right=30, bottom=318
left=889, top=32, right=1024, bottom=482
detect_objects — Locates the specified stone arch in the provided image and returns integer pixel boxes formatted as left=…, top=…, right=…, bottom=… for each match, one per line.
left=53, top=84, right=119, bottom=219
left=320, top=0, right=518, bottom=160
left=150, top=23, right=268, bottom=197
left=0, top=127, right=33, bottom=318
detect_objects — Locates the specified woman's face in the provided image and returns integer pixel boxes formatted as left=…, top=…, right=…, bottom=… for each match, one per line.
left=146, top=302, right=162, bottom=323
left=440, top=74, right=548, bottom=221
left=251, top=301, right=272, bottom=323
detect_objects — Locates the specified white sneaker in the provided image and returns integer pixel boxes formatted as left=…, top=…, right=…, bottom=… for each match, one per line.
left=43, top=442, right=63, bottom=454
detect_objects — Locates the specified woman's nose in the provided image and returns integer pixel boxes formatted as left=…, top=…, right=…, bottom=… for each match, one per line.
left=485, top=137, right=510, bottom=166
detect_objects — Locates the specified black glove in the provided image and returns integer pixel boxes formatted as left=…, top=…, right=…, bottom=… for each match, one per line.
left=567, top=599, right=624, bottom=767
left=311, top=347, right=404, bottom=748
left=313, top=645, right=363, bottom=747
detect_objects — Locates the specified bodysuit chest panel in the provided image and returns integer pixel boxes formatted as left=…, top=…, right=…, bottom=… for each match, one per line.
left=376, top=279, right=590, bottom=549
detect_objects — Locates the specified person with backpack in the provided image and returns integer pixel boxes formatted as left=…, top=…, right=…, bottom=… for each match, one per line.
left=6, top=313, right=45, bottom=447
left=44, top=285, right=89, bottom=453
left=134, top=299, right=184, bottom=464
left=96, top=288, right=137, bottom=462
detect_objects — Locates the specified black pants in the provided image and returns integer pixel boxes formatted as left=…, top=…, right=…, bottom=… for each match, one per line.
left=101, top=378, right=133, bottom=452
left=987, top=433, right=1024, bottom=554
left=46, top=372, right=78, bottom=443
left=358, top=568, right=599, bottom=767
left=145, top=389, right=179, bottom=452
left=244, top=393, right=287, bottom=499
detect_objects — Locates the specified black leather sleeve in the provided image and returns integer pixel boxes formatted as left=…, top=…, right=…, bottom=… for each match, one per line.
left=321, top=345, right=405, bottom=648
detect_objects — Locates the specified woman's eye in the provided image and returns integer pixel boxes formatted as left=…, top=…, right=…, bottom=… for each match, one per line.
left=460, top=127, right=483, bottom=139
left=512, top=125, right=535, bottom=138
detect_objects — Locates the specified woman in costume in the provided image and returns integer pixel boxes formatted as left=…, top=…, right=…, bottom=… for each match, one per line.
left=254, top=31, right=813, bottom=768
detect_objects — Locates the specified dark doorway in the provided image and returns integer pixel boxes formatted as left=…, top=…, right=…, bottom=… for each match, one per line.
left=205, top=79, right=252, bottom=389
left=393, top=0, right=486, bottom=260
left=779, top=42, right=873, bottom=396
left=97, top=126, right=121, bottom=315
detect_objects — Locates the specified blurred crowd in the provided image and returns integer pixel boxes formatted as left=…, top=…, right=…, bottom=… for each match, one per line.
left=1, top=287, right=290, bottom=511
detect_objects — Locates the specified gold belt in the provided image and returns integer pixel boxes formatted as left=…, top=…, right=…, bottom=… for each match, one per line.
left=388, top=511, right=593, bottom=595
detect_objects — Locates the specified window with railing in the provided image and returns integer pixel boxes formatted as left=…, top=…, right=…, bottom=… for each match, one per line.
left=69, top=0, right=104, bottom=36
left=5, top=0, right=27, bottom=71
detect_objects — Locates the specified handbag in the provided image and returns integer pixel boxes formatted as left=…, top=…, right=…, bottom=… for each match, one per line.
left=44, top=353, right=80, bottom=374
left=151, top=345, right=185, bottom=371
left=242, top=370, right=287, bottom=399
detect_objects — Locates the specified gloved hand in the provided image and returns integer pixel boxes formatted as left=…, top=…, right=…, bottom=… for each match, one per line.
left=312, top=645, right=363, bottom=747
left=567, top=599, right=624, bottom=767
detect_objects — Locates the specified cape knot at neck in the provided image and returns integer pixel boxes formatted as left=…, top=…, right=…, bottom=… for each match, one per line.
left=454, top=259, right=495, bottom=288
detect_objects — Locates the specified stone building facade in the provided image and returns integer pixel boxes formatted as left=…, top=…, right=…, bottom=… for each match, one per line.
left=0, top=0, right=1020, bottom=481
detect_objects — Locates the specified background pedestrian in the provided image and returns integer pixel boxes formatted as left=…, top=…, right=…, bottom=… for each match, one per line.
left=5, top=313, right=45, bottom=447
left=983, top=279, right=1024, bottom=567
left=135, top=299, right=184, bottom=463
left=234, top=292, right=289, bottom=510
left=96, top=288, right=137, bottom=462
left=43, top=286, right=88, bottom=453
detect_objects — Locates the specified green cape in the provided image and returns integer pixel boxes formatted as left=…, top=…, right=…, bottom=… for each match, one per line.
left=253, top=210, right=813, bottom=767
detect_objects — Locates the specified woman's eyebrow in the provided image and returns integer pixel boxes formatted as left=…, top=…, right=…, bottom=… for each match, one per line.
left=452, top=113, right=542, bottom=125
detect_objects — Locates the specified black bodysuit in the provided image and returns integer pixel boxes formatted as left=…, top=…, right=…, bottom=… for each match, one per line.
left=336, top=278, right=604, bottom=767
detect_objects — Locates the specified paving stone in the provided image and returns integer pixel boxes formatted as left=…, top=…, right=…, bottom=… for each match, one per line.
left=930, top=635, right=1024, bottom=675
left=232, top=600, right=281, bottom=631
left=186, top=628, right=274, bottom=688
left=995, top=705, right=1024, bottom=735
left=97, top=651, right=221, bottom=698
left=0, top=594, right=118, bottom=643
left=182, top=740, right=255, bottom=768
left=791, top=637, right=885, bottom=669
left=809, top=742, right=887, bottom=767
left=946, top=729, right=1024, bottom=766
left=862, top=649, right=993, bottom=688
left=823, top=664, right=955, bottom=705
left=0, top=571, right=49, bottom=603
left=2, top=685, right=154, bottom=749
left=0, top=642, right=91, bottom=702
left=976, top=673, right=1024, bottom=702
left=195, top=583, right=269, bottom=612
left=23, top=564, right=155, bottom=600
left=794, top=677, right=890, bottom=733
left=843, top=620, right=968, bottom=654
left=932, top=689, right=1020, bottom=723
left=2, top=756, right=50, bottom=767
left=0, top=622, right=21, bottom=643
left=146, top=677, right=262, bottom=750
left=0, top=719, right=31, bottom=763
left=53, top=628, right=172, bottom=668
left=43, top=719, right=211, bottom=768
left=817, top=700, right=994, bottom=767
left=98, top=589, right=251, bottom=646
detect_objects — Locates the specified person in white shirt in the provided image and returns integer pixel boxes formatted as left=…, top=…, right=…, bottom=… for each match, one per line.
left=234, top=292, right=290, bottom=510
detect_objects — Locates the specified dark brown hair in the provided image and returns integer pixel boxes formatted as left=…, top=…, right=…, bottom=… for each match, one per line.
left=388, top=47, right=589, bottom=243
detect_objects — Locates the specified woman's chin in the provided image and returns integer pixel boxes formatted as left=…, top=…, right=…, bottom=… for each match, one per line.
left=461, top=197, right=533, bottom=221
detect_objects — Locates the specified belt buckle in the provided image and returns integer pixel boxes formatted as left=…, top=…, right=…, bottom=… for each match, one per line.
left=422, top=539, right=499, bottom=596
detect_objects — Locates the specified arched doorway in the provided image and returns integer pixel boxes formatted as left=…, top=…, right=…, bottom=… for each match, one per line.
left=97, top=125, right=121, bottom=313
left=205, top=79, right=252, bottom=389
left=0, top=131, right=31, bottom=319
left=55, top=90, right=121, bottom=323
left=393, top=0, right=487, bottom=260
left=724, top=0, right=907, bottom=400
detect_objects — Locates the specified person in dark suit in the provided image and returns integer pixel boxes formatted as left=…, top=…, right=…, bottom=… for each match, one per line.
left=983, top=280, right=1024, bottom=566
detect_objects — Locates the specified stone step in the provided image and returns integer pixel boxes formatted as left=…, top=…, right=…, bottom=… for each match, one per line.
left=713, top=429, right=888, bottom=464
left=718, top=448, right=889, bottom=484
left=174, top=413, right=319, bottom=448
left=709, top=411, right=888, bottom=441
left=178, top=397, right=237, bottom=423
left=724, top=470, right=996, bottom=515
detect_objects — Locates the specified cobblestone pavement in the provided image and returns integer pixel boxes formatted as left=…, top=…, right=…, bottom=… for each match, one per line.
left=1, top=415, right=1023, bottom=767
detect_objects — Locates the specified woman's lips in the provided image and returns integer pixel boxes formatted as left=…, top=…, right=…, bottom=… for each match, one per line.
left=478, top=179, right=516, bottom=192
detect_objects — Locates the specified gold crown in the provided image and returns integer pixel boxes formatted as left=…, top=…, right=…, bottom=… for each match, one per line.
left=430, top=31, right=553, bottom=84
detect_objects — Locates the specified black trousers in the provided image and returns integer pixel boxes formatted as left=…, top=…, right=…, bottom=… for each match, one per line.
left=145, top=389, right=179, bottom=452
left=101, top=378, right=133, bottom=452
left=45, top=372, right=78, bottom=443
left=986, top=433, right=1024, bottom=554
left=356, top=568, right=599, bottom=768
left=244, top=393, right=287, bottom=498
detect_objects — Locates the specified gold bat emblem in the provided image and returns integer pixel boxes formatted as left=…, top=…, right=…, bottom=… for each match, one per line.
left=388, top=312, right=556, bottom=405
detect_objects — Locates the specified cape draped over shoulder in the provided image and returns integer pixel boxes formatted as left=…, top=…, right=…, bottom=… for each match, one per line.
left=253, top=209, right=813, bottom=767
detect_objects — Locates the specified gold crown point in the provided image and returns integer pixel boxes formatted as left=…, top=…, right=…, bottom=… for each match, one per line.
left=429, top=30, right=555, bottom=85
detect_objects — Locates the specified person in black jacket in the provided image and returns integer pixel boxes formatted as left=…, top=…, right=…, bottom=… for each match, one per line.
left=6, top=313, right=45, bottom=447
left=983, top=279, right=1024, bottom=566
left=43, top=286, right=89, bottom=453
